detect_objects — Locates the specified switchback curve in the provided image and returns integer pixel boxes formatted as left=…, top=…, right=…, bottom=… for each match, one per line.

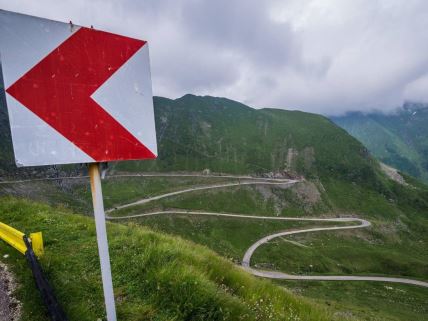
left=103, top=175, right=428, bottom=288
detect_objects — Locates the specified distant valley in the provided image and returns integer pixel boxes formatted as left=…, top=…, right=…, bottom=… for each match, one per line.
left=332, top=102, right=428, bottom=184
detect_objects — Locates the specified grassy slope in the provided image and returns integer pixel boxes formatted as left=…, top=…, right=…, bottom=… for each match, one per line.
left=97, top=173, right=428, bottom=321
left=0, top=197, right=341, bottom=321
left=115, top=95, right=379, bottom=184
left=106, top=178, right=428, bottom=280
left=266, top=177, right=428, bottom=321
left=281, top=281, right=428, bottom=321
left=0, top=93, right=387, bottom=190
left=1, top=94, right=427, bottom=320
left=99, top=174, right=428, bottom=320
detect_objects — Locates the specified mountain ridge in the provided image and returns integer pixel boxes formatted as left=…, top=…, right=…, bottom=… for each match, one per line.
left=0, top=93, right=377, bottom=178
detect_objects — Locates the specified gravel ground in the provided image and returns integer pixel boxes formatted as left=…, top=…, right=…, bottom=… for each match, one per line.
left=0, top=262, right=21, bottom=321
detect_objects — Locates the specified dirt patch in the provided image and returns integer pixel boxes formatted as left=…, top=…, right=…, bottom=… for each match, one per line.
left=254, top=181, right=321, bottom=214
left=380, top=163, right=407, bottom=185
left=0, top=262, right=21, bottom=321
left=291, top=181, right=321, bottom=206
left=254, top=184, right=288, bottom=215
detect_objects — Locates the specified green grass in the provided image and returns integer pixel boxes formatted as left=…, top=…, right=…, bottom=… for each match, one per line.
left=0, top=196, right=340, bottom=321
left=251, top=228, right=428, bottom=278
left=110, top=95, right=382, bottom=187
left=121, top=215, right=338, bottom=263
left=248, top=182, right=428, bottom=295
left=244, top=179, right=428, bottom=321
left=280, top=281, right=428, bottom=321
left=110, top=183, right=314, bottom=218
left=0, top=176, right=239, bottom=214
left=101, top=176, right=428, bottom=283
left=1, top=94, right=427, bottom=321
left=81, top=176, right=239, bottom=212
left=105, top=176, right=428, bottom=321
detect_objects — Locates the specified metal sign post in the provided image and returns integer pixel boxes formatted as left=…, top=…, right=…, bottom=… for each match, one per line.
left=89, top=163, right=117, bottom=321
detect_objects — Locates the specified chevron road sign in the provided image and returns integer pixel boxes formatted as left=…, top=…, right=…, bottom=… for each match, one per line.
left=0, top=9, right=157, bottom=167
left=0, top=10, right=159, bottom=321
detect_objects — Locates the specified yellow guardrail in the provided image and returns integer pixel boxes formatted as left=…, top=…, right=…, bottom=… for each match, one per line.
left=0, top=222, right=44, bottom=257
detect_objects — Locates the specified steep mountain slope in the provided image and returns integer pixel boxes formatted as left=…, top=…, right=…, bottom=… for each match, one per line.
left=1, top=93, right=383, bottom=184
left=332, top=102, right=428, bottom=183
left=0, top=92, right=388, bottom=187
left=116, top=95, right=380, bottom=184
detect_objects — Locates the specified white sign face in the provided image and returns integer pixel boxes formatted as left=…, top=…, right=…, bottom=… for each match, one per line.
left=0, top=10, right=157, bottom=167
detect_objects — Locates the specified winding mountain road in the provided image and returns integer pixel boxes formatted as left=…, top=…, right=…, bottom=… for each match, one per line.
left=105, top=179, right=297, bottom=213
left=242, top=219, right=428, bottom=287
left=106, top=175, right=428, bottom=288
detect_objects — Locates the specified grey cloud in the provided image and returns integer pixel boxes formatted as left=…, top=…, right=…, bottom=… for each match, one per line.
left=1, top=0, right=428, bottom=115
left=153, top=41, right=241, bottom=94
left=179, top=0, right=300, bottom=68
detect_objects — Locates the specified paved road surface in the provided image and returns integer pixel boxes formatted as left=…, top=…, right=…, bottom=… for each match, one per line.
left=106, top=179, right=297, bottom=213
left=241, top=219, right=428, bottom=287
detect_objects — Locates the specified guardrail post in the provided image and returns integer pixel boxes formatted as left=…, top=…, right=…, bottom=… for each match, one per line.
left=30, top=232, right=44, bottom=257
left=23, top=236, right=68, bottom=321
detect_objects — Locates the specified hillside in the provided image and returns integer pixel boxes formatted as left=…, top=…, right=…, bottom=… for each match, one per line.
left=1, top=94, right=428, bottom=320
left=331, top=102, right=428, bottom=183
left=114, top=95, right=380, bottom=183
left=1, top=93, right=382, bottom=184
left=0, top=197, right=338, bottom=321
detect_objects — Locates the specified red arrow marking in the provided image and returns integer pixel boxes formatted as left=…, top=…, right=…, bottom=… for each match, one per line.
left=6, top=27, right=156, bottom=162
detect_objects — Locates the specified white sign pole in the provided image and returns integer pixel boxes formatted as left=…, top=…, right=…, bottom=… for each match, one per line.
left=89, top=163, right=117, bottom=321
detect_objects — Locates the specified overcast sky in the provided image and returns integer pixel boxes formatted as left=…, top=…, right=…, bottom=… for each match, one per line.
left=1, top=0, right=428, bottom=115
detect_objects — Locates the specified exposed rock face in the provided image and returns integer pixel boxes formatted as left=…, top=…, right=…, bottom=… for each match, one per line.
left=291, top=181, right=321, bottom=207
left=380, top=163, right=407, bottom=185
left=285, top=148, right=299, bottom=172
left=291, top=180, right=321, bottom=213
